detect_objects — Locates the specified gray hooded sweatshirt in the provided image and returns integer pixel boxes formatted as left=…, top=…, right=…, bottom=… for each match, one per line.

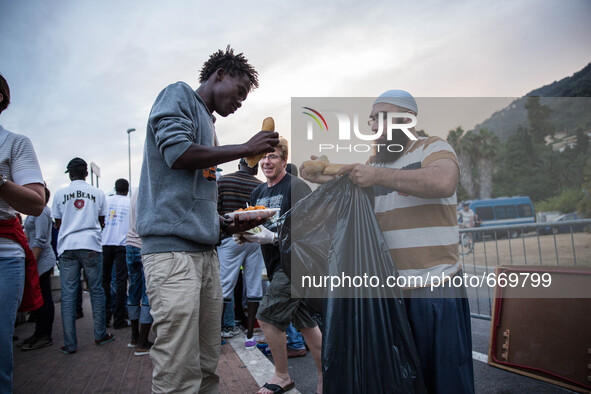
left=137, top=82, right=219, bottom=254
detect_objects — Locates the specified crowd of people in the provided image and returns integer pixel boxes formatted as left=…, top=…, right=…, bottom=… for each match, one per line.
left=1, top=46, right=476, bottom=394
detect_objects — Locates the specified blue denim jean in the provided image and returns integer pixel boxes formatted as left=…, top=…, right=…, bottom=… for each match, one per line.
left=286, top=322, right=306, bottom=350
left=59, top=249, right=106, bottom=351
left=126, top=246, right=152, bottom=324
left=222, top=296, right=235, bottom=329
left=103, top=245, right=128, bottom=327
left=0, top=257, right=25, bottom=393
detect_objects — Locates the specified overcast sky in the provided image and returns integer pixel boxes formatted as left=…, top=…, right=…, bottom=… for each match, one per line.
left=1, top=0, right=590, bottom=200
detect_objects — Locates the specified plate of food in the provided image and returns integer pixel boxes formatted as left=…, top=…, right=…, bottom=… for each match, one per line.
left=224, top=205, right=280, bottom=221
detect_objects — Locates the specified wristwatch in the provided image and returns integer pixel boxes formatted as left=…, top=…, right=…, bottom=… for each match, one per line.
left=0, top=174, right=6, bottom=188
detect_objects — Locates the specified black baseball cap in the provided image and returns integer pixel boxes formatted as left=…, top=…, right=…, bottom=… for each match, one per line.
left=65, top=157, right=87, bottom=173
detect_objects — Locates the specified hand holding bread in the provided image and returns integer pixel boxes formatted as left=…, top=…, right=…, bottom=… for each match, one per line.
left=301, top=155, right=346, bottom=175
left=300, top=155, right=347, bottom=184
left=245, top=117, right=277, bottom=168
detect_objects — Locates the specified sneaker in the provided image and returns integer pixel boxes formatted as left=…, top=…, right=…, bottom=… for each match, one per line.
left=245, top=335, right=257, bottom=349
left=221, top=326, right=241, bottom=338
left=286, top=347, right=307, bottom=358
left=95, top=333, right=115, bottom=345
left=134, top=341, right=153, bottom=356
left=16, top=335, right=37, bottom=348
left=60, top=345, right=76, bottom=354
left=21, top=336, right=53, bottom=351
left=127, top=342, right=137, bottom=348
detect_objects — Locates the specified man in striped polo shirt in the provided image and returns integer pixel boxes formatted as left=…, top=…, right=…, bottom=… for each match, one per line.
left=217, top=158, right=264, bottom=348
left=303, top=90, right=475, bottom=393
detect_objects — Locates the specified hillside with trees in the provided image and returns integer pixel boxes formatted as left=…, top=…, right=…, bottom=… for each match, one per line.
left=446, top=62, right=591, bottom=217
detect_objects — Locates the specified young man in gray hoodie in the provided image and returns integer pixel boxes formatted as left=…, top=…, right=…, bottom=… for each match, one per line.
left=137, top=47, right=278, bottom=393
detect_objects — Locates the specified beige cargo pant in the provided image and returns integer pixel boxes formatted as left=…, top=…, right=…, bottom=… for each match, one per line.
left=142, top=250, right=222, bottom=393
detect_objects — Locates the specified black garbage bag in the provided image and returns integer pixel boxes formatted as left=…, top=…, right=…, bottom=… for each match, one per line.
left=279, top=176, right=426, bottom=393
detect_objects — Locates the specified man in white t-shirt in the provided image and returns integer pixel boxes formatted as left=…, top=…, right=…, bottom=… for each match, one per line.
left=459, top=202, right=475, bottom=229
left=102, top=179, right=130, bottom=329
left=52, top=157, right=113, bottom=354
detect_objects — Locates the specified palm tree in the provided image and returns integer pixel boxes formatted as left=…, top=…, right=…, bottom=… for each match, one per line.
left=447, top=127, right=476, bottom=198
left=472, top=129, right=499, bottom=199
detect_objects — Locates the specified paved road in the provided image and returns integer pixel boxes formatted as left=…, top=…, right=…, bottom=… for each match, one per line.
left=263, top=316, right=577, bottom=393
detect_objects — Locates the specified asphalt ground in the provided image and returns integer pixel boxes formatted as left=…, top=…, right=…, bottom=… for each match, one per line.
left=257, top=316, right=578, bottom=393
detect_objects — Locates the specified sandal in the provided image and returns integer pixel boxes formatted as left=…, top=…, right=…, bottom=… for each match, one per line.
left=260, top=381, right=295, bottom=393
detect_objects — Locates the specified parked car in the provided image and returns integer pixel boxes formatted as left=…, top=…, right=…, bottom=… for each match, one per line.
left=539, top=212, right=587, bottom=235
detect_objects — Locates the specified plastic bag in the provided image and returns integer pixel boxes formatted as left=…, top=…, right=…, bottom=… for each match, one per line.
left=279, top=176, right=426, bottom=393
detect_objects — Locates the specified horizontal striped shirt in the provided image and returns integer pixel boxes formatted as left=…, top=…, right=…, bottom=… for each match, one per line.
left=0, top=126, right=44, bottom=257
left=217, top=171, right=263, bottom=215
left=372, top=136, right=460, bottom=287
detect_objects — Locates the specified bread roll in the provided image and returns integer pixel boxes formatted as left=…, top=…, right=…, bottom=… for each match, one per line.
left=302, top=160, right=328, bottom=175
left=323, top=163, right=346, bottom=175
left=246, top=117, right=275, bottom=168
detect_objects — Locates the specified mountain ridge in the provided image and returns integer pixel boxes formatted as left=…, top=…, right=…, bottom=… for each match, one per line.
left=472, top=62, right=591, bottom=141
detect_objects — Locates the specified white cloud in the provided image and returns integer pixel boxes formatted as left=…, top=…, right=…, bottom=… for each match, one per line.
left=0, top=0, right=589, bottom=201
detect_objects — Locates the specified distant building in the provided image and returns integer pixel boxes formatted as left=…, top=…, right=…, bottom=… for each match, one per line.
left=552, top=135, right=578, bottom=152
left=546, top=129, right=591, bottom=152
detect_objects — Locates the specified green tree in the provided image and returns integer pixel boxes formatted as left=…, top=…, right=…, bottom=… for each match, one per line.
left=537, top=188, right=584, bottom=213
left=447, top=127, right=476, bottom=198
left=525, top=96, right=553, bottom=143
left=492, top=126, right=554, bottom=201
left=471, top=128, right=499, bottom=198
left=575, top=127, right=589, bottom=155
left=577, top=156, right=591, bottom=218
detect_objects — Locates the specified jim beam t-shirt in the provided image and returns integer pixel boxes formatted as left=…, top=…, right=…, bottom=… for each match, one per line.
left=52, top=180, right=108, bottom=256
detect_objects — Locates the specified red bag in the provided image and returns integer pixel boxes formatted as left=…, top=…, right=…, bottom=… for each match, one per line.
left=0, top=216, right=44, bottom=312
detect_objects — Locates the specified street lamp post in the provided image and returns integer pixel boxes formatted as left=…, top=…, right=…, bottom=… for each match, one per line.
left=127, top=128, right=136, bottom=194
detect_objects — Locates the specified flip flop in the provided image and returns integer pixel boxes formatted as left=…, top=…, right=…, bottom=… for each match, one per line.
left=261, top=381, right=295, bottom=393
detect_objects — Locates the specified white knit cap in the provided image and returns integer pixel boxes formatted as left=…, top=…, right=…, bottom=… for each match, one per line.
left=374, top=90, right=418, bottom=114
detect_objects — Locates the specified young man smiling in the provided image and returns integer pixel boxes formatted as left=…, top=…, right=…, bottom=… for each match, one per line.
left=137, top=47, right=278, bottom=393
left=235, top=138, right=324, bottom=394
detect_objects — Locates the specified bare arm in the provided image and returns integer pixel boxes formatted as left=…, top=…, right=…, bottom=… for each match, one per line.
left=55, top=219, right=61, bottom=230
left=172, top=131, right=279, bottom=170
left=338, top=158, right=459, bottom=199
left=0, top=182, right=45, bottom=216
left=32, top=247, right=42, bottom=261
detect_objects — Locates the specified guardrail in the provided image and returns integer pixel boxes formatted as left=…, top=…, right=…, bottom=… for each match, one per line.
left=458, top=219, right=591, bottom=320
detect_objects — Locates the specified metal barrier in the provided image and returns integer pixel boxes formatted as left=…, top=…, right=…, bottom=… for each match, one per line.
left=458, top=219, right=591, bottom=320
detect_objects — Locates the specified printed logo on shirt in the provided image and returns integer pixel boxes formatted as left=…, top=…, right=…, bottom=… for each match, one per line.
left=203, top=166, right=217, bottom=181
left=62, top=190, right=97, bottom=205
left=74, top=199, right=85, bottom=210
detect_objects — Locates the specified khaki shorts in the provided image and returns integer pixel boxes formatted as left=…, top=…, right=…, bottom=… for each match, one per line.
left=256, top=269, right=317, bottom=331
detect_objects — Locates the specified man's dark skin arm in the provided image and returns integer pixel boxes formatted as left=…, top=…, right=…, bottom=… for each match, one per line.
left=55, top=218, right=61, bottom=230
left=172, top=131, right=279, bottom=170
left=220, top=215, right=269, bottom=235
left=99, top=216, right=105, bottom=229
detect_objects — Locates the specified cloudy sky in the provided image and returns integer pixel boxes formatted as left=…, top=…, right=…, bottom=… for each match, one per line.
left=1, top=0, right=590, bottom=200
